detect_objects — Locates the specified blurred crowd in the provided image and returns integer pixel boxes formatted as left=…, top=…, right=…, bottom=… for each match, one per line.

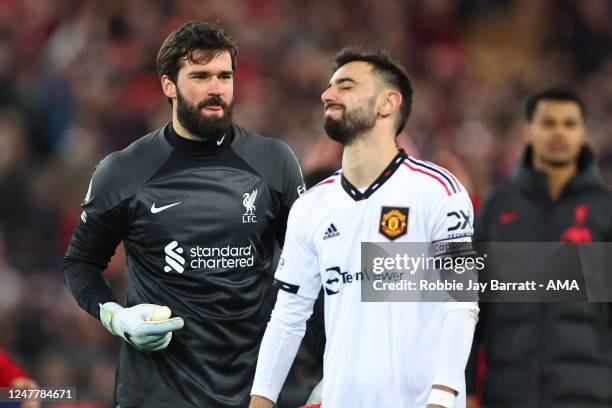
left=1, top=0, right=612, bottom=405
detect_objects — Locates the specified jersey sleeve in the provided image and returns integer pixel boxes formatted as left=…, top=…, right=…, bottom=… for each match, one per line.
left=67, top=156, right=131, bottom=259
left=429, top=186, right=475, bottom=244
left=427, top=180, right=479, bottom=394
left=273, top=199, right=321, bottom=300
left=63, top=157, right=131, bottom=318
left=279, top=141, right=306, bottom=208
left=274, top=141, right=305, bottom=246
left=230, top=129, right=306, bottom=247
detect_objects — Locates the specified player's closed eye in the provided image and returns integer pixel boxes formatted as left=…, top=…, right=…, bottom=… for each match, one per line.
left=541, top=118, right=555, bottom=128
left=564, top=120, right=577, bottom=129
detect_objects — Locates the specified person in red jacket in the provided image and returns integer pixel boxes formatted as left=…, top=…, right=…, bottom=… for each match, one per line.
left=0, top=348, right=40, bottom=408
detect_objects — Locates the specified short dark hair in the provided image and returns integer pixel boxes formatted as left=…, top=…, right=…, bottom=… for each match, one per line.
left=156, top=21, right=238, bottom=84
left=332, top=47, right=413, bottom=136
left=525, top=87, right=587, bottom=121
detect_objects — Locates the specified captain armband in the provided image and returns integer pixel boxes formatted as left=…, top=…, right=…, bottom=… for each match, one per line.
left=431, top=239, right=476, bottom=260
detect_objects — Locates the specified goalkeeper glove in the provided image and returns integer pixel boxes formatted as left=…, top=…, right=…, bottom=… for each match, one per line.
left=99, top=302, right=184, bottom=352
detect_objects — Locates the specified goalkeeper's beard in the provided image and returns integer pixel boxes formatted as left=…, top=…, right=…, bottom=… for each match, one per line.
left=176, top=89, right=234, bottom=140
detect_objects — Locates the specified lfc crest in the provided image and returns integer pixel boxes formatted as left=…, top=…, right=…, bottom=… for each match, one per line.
left=242, top=189, right=258, bottom=223
left=379, top=207, right=408, bottom=240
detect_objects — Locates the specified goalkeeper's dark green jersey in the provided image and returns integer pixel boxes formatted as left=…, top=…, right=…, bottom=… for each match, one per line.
left=63, top=123, right=305, bottom=408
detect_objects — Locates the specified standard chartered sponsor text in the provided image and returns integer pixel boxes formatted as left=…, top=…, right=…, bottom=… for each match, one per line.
left=189, top=245, right=254, bottom=269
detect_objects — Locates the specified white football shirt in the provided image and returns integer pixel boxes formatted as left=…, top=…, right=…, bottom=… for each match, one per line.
left=274, top=150, right=477, bottom=407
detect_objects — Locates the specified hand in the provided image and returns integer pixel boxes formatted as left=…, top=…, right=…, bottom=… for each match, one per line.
left=99, top=302, right=184, bottom=352
left=10, top=377, right=40, bottom=408
left=249, top=395, right=274, bottom=408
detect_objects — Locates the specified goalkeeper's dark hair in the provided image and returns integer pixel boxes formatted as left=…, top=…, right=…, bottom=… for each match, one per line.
left=332, top=46, right=413, bottom=136
left=156, top=21, right=237, bottom=102
left=526, top=87, right=586, bottom=122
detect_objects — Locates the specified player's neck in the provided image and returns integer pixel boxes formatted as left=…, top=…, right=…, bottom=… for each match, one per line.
left=342, top=131, right=398, bottom=189
left=532, top=155, right=577, bottom=201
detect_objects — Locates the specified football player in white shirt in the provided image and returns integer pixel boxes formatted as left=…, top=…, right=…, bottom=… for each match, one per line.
left=250, top=47, right=478, bottom=408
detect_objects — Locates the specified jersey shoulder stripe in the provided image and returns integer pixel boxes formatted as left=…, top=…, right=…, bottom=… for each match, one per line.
left=310, top=171, right=341, bottom=190
left=405, top=157, right=459, bottom=194
left=288, top=171, right=339, bottom=215
left=316, top=178, right=336, bottom=187
left=419, top=159, right=462, bottom=193
left=403, top=158, right=454, bottom=196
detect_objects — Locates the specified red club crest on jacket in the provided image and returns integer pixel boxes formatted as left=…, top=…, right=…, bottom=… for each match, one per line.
left=560, top=204, right=593, bottom=243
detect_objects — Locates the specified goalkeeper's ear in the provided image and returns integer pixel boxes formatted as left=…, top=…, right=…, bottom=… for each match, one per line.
left=161, top=75, right=177, bottom=103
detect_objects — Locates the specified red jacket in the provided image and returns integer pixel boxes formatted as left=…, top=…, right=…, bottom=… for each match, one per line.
left=0, top=348, right=29, bottom=387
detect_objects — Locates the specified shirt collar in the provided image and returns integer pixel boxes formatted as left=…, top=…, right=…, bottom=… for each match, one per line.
left=164, top=123, right=233, bottom=156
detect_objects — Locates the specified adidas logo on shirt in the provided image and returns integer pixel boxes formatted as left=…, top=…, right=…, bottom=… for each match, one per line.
left=323, top=223, right=340, bottom=240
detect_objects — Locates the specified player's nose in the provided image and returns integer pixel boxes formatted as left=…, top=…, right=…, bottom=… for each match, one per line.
left=208, top=77, right=224, bottom=96
left=321, top=86, right=336, bottom=104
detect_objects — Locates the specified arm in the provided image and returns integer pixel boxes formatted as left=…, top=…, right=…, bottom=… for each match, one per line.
left=63, top=159, right=130, bottom=317
left=63, top=208, right=125, bottom=318
left=427, top=180, right=479, bottom=407
left=63, top=166, right=183, bottom=351
left=250, top=291, right=316, bottom=407
left=250, top=197, right=321, bottom=406
left=427, top=303, right=479, bottom=407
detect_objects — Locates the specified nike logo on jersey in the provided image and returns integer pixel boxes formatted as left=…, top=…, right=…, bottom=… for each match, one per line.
left=323, top=223, right=340, bottom=240
left=151, top=202, right=182, bottom=213
left=216, top=135, right=225, bottom=146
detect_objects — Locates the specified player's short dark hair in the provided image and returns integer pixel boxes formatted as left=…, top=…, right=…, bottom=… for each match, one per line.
left=332, top=47, right=413, bottom=136
left=525, top=87, right=587, bottom=121
left=156, top=21, right=238, bottom=84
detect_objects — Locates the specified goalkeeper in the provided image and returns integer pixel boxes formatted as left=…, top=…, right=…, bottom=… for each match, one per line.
left=63, top=21, right=304, bottom=408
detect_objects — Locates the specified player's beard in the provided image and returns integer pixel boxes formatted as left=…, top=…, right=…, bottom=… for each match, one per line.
left=176, top=89, right=234, bottom=140
left=323, top=97, right=376, bottom=145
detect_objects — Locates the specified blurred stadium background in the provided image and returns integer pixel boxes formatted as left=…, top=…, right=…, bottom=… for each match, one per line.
left=1, top=0, right=611, bottom=406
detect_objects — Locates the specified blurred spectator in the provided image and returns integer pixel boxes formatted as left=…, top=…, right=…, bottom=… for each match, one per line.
left=467, top=89, right=612, bottom=407
left=0, top=348, right=40, bottom=408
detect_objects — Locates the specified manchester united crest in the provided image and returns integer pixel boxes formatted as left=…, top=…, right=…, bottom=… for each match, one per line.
left=379, top=207, right=409, bottom=240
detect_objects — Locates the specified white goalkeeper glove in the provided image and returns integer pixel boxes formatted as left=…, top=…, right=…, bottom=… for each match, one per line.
left=99, top=302, right=184, bottom=352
